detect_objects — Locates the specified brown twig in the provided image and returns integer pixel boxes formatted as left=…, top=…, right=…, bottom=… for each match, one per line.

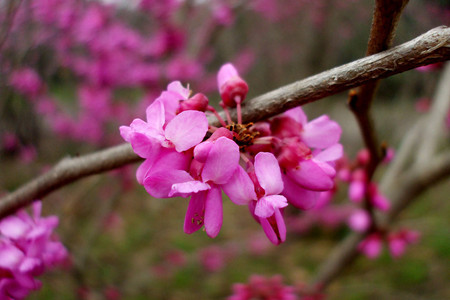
left=348, top=0, right=410, bottom=228
left=210, top=26, right=450, bottom=126
left=0, top=26, right=449, bottom=219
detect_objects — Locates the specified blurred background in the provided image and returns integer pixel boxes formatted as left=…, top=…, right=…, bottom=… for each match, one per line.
left=0, top=0, right=449, bottom=299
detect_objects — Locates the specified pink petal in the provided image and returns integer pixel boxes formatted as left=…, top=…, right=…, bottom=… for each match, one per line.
left=254, top=152, right=284, bottom=196
left=136, top=159, right=154, bottom=184
left=222, top=166, right=256, bottom=205
left=164, top=110, right=208, bottom=152
left=143, top=170, right=194, bottom=198
left=260, top=209, right=286, bottom=245
left=302, top=115, right=342, bottom=149
left=170, top=181, right=210, bottom=197
left=202, top=137, right=240, bottom=184
left=0, top=244, right=24, bottom=268
left=260, top=217, right=278, bottom=245
left=314, top=144, right=343, bottom=162
left=283, top=107, right=308, bottom=125
left=287, top=160, right=334, bottom=191
left=193, top=141, right=212, bottom=163
left=0, top=216, right=30, bottom=239
left=184, top=192, right=206, bottom=234
left=204, top=185, right=223, bottom=238
left=274, top=209, right=286, bottom=243
left=145, top=99, right=165, bottom=131
left=119, top=125, right=132, bottom=142
left=167, top=81, right=190, bottom=100
left=155, top=91, right=180, bottom=123
left=255, top=195, right=287, bottom=218
left=128, top=132, right=157, bottom=158
left=281, top=174, right=318, bottom=210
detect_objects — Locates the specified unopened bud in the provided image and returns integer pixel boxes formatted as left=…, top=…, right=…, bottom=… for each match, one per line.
left=217, top=63, right=248, bottom=107
left=178, top=93, right=209, bottom=112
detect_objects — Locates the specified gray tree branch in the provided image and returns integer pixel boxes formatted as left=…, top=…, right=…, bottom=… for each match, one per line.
left=1, top=26, right=449, bottom=219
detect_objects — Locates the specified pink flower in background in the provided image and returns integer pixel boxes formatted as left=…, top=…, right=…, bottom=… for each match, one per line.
left=228, top=274, right=297, bottom=300
left=348, top=209, right=371, bottom=232
left=388, top=229, right=420, bottom=258
left=0, top=201, right=68, bottom=300
left=199, top=246, right=227, bottom=272
left=358, top=233, right=383, bottom=259
left=9, top=68, right=43, bottom=99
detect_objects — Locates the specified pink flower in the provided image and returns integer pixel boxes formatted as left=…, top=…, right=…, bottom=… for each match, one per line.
left=0, top=201, right=68, bottom=299
left=348, top=209, right=371, bottom=232
left=120, top=98, right=208, bottom=157
left=224, top=152, right=288, bottom=245
left=228, top=274, right=297, bottom=300
left=9, top=68, right=43, bottom=99
left=388, top=229, right=420, bottom=258
left=358, top=233, right=383, bottom=259
left=169, top=136, right=240, bottom=238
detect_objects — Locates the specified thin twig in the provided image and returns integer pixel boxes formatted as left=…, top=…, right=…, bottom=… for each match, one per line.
left=0, top=26, right=449, bottom=219
left=348, top=0, right=409, bottom=228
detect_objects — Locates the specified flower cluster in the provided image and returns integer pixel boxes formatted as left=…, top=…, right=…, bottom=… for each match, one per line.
left=120, top=63, right=343, bottom=245
left=228, top=274, right=297, bottom=300
left=0, top=201, right=68, bottom=300
left=358, top=229, right=420, bottom=259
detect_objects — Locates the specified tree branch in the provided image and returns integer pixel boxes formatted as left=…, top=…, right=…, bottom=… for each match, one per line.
left=348, top=0, right=409, bottom=231
left=213, top=26, right=450, bottom=126
left=1, top=26, right=449, bottom=219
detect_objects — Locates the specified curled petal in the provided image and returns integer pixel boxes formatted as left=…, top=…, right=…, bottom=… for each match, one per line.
left=184, top=192, right=206, bottom=234
left=164, top=110, right=208, bottom=152
left=314, top=144, right=343, bottom=162
left=281, top=174, right=318, bottom=210
left=204, top=185, right=223, bottom=238
left=128, top=132, right=157, bottom=158
left=170, top=181, right=210, bottom=197
left=255, top=195, right=287, bottom=218
left=254, top=152, right=284, bottom=196
left=136, top=159, right=154, bottom=185
left=143, top=170, right=194, bottom=198
left=167, top=81, right=190, bottom=100
left=287, top=160, right=334, bottom=191
left=260, top=208, right=286, bottom=245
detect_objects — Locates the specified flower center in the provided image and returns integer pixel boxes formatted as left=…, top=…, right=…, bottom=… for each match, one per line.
left=227, top=122, right=259, bottom=150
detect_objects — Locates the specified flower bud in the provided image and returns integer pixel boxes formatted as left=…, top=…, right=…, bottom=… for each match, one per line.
left=217, top=63, right=248, bottom=107
left=178, top=93, right=209, bottom=112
